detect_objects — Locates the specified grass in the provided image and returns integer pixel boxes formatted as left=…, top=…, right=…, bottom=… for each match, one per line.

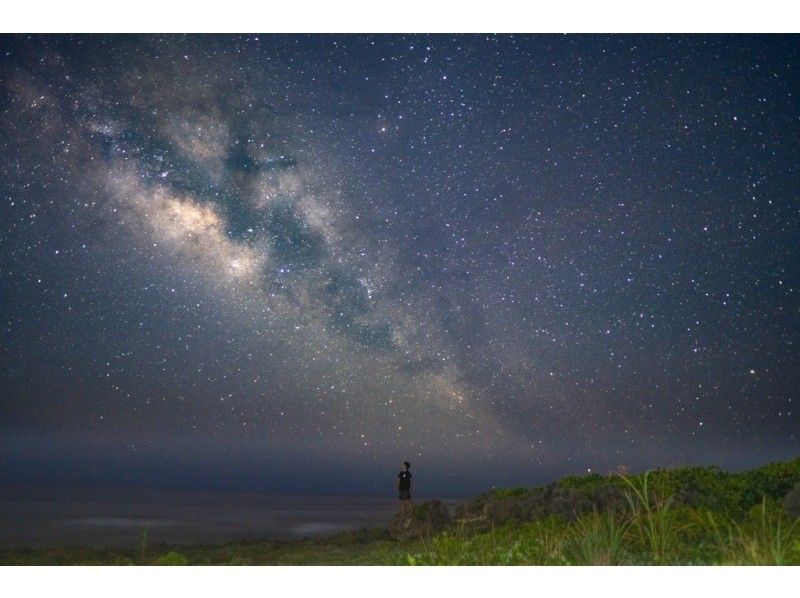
left=566, top=510, right=629, bottom=565
left=704, top=497, right=800, bottom=565
left=2, top=458, right=799, bottom=565
left=619, top=470, right=680, bottom=563
left=3, top=504, right=796, bottom=566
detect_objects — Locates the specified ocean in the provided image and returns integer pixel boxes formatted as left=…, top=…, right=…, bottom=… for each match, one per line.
left=0, top=486, right=460, bottom=550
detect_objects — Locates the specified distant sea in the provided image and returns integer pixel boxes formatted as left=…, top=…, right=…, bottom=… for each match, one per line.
left=0, top=486, right=463, bottom=550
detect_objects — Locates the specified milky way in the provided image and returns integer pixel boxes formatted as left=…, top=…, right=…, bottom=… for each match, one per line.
left=1, top=35, right=798, bottom=495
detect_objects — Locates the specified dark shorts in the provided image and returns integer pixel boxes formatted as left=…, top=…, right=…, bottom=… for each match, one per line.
left=399, top=490, right=411, bottom=500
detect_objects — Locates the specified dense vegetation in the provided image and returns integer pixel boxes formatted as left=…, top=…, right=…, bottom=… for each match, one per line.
left=2, top=457, right=799, bottom=565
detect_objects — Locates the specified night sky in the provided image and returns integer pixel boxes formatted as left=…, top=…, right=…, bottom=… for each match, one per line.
left=1, top=35, right=798, bottom=496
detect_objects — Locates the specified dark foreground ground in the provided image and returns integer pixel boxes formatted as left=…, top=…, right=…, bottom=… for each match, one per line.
left=2, top=457, right=799, bottom=565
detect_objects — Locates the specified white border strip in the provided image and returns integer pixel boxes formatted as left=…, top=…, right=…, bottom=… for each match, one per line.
left=3, top=565, right=800, bottom=598
left=1, top=1, right=799, bottom=33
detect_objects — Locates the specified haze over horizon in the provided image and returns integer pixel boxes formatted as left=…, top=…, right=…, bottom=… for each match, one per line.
left=1, top=35, right=798, bottom=497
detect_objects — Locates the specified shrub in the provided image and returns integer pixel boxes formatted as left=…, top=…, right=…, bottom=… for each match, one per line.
left=783, top=484, right=800, bottom=520
left=589, top=484, right=629, bottom=514
left=110, top=555, right=135, bottom=565
left=156, top=551, right=189, bottom=566
left=518, top=517, right=569, bottom=564
left=559, top=473, right=607, bottom=491
left=489, top=487, right=529, bottom=499
left=389, top=500, right=451, bottom=540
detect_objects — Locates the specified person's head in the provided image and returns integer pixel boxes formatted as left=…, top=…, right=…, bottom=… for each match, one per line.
left=402, top=461, right=410, bottom=471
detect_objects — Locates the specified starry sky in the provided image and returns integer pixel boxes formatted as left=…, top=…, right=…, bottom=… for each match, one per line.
left=1, top=34, right=798, bottom=496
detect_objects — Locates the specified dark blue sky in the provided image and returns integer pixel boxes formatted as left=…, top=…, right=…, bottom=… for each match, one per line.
left=1, top=34, right=798, bottom=496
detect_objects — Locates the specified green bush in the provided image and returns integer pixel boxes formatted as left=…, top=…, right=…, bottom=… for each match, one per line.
left=156, top=551, right=189, bottom=566
left=559, top=473, right=609, bottom=491
left=489, top=487, right=529, bottom=498
left=784, top=484, right=800, bottom=520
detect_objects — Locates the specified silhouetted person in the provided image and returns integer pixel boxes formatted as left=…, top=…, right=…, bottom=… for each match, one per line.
left=397, top=461, right=413, bottom=513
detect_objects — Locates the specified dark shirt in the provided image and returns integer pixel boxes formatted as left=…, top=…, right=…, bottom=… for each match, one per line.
left=398, top=470, right=412, bottom=491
